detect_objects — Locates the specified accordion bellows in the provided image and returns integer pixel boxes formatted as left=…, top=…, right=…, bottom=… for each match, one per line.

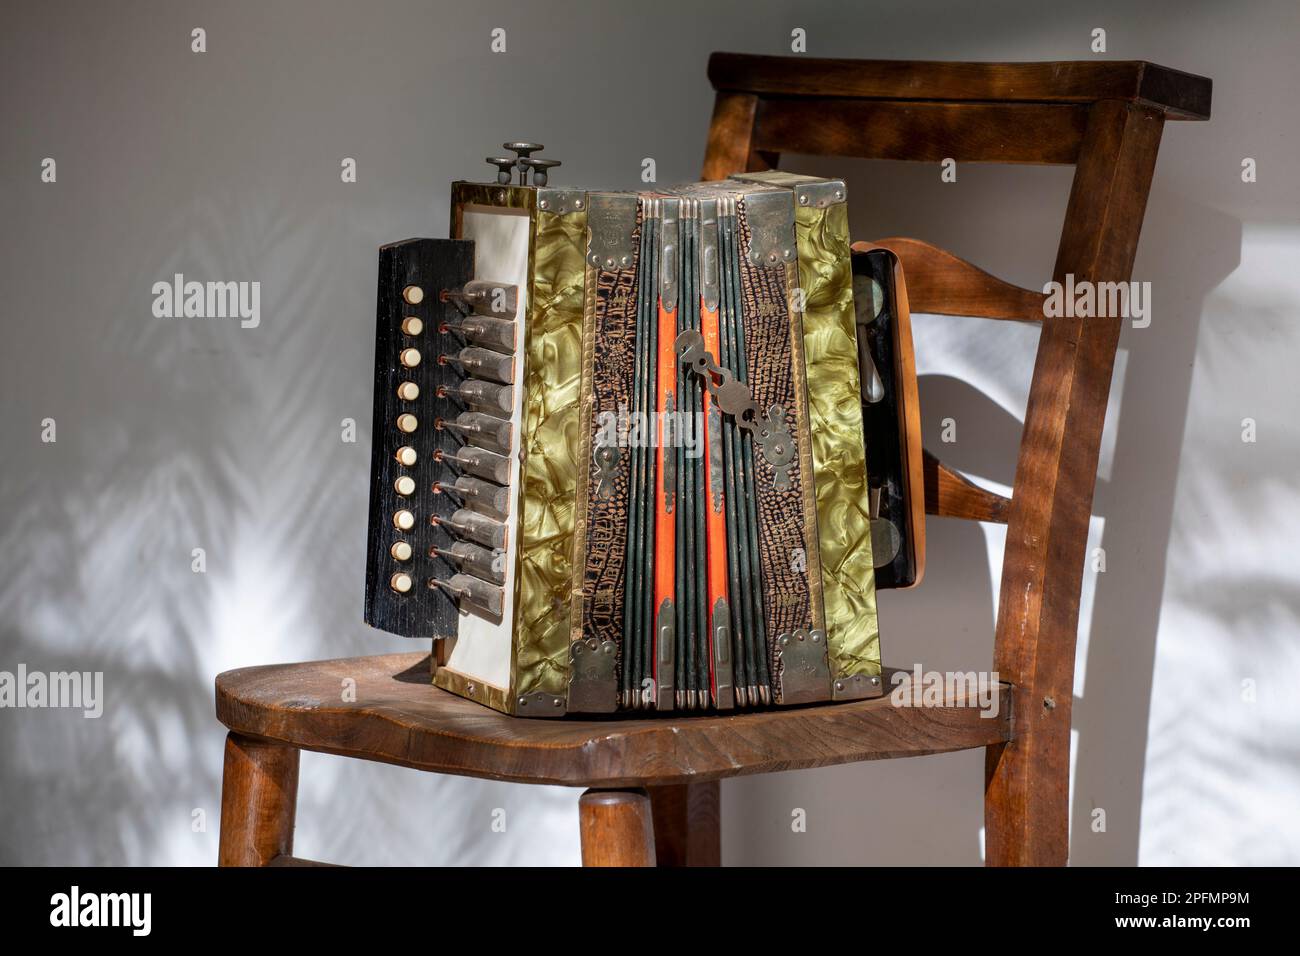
left=365, top=170, right=882, bottom=716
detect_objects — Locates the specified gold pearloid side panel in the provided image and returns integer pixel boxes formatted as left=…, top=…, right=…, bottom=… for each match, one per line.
left=511, top=204, right=588, bottom=700
left=796, top=200, right=881, bottom=680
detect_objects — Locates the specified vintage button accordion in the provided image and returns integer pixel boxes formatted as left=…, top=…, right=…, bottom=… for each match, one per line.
left=363, top=144, right=922, bottom=717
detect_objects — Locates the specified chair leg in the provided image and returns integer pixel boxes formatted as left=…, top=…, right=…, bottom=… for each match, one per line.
left=985, top=719, right=1071, bottom=866
left=578, top=788, right=656, bottom=866
left=218, top=731, right=300, bottom=866
left=647, top=781, right=721, bottom=866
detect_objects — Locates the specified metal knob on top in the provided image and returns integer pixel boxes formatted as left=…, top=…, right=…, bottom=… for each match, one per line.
left=519, top=157, right=560, bottom=187
left=486, top=157, right=516, bottom=185
left=503, top=142, right=543, bottom=160
left=486, top=142, right=559, bottom=186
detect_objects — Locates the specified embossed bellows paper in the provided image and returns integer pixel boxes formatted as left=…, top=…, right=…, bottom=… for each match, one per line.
left=362, top=146, right=912, bottom=717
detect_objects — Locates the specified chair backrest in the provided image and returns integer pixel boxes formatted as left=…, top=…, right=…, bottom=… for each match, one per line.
left=701, top=52, right=1211, bottom=865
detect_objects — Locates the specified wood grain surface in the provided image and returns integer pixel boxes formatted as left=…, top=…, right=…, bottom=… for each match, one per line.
left=699, top=53, right=1208, bottom=865
left=215, top=653, right=1012, bottom=789
left=648, top=781, right=721, bottom=866
left=867, top=237, right=1047, bottom=323
left=924, top=449, right=1012, bottom=524
left=985, top=101, right=1166, bottom=865
left=579, top=789, right=656, bottom=866
left=708, top=53, right=1211, bottom=120
left=218, top=732, right=299, bottom=867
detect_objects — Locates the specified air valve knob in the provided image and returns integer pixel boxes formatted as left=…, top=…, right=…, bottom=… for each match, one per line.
left=519, top=157, right=560, bottom=187
left=497, top=142, right=557, bottom=185
left=486, top=157, right=516, bottom=185
left=503, top=142, right=544, bottom=161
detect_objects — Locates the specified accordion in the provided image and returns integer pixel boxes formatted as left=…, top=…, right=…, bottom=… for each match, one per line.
left=364, top=145, right=915, bottom=717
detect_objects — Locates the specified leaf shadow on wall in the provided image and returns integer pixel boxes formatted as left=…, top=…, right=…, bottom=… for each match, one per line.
left=724, top=157, right=1239, bottom=864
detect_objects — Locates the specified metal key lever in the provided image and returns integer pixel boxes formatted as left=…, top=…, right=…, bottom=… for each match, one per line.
left=854, top=273, right=887, bottom=404
left=439, top=347, right=514, bottom=384
left=429, top=573, right=505, bottom=619
left=431, top=508, right=508, bottom=550
left=440, top=316, right=518, bottom=354
left=859, top=338, right=886, bottom=404
left=437, top=474, right=510, bottom=521
left=868, top=485, right=902, bottom=568
left=430, top=541, right=507, bottom=585
left=437, top=380, right=514, bottom=416
left=430, top=480, right=467, bottom=503
left=435, top=445, right=512, bottom=484
left=442, top=280, right=519, bottom=318
left=438, top=411, right=512, bottom=456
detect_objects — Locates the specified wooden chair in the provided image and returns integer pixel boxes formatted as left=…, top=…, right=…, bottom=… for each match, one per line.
left=215, top=53, right=1211, bottom=867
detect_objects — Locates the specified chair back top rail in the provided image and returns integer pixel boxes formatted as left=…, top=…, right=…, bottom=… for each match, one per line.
left=708, top=52, right=1212, bottom=121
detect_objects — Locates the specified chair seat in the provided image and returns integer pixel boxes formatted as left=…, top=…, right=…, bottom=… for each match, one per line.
left=215, top=653, right=1013, bottom=788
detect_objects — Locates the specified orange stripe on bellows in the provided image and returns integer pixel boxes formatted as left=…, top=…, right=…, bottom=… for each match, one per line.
left=652, top=296, right=677, bottom=683
left=700, top=299, right=728, bottom=693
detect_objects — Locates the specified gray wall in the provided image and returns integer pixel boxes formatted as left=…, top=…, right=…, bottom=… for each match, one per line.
left=2, top=0, right=1296, bottom=865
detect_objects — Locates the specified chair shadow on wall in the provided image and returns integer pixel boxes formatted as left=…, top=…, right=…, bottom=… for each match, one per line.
left=724, top=157, right=1240, bottom=865
left=0, top=185, right=406, bottom=865
left=1069, top=187, right=1240, bottom=865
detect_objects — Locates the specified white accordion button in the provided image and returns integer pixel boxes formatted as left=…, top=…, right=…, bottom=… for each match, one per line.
left=395, top=446, right=417, bottom=466
left=402, top=285, right=424, bottom=305
left=394, top=475, right=416, bottom=496
left=397, top=381, right=420, bottom=401
left=401, top=317, right=424, bottom=336
left=390, top=541, right=413, bottom=562
left=396, top=413, right=418, bottom=433
left=400, top=348, right=422, bottom=368
left=393, top=510, right=415, bottom=531
left=389, top=571, right=413, bottom=593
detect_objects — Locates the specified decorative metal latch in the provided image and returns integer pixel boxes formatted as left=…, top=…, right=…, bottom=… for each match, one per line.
left=593, top=444, right=621, bottom=499
left=675, top=329, right=795, bottom=489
